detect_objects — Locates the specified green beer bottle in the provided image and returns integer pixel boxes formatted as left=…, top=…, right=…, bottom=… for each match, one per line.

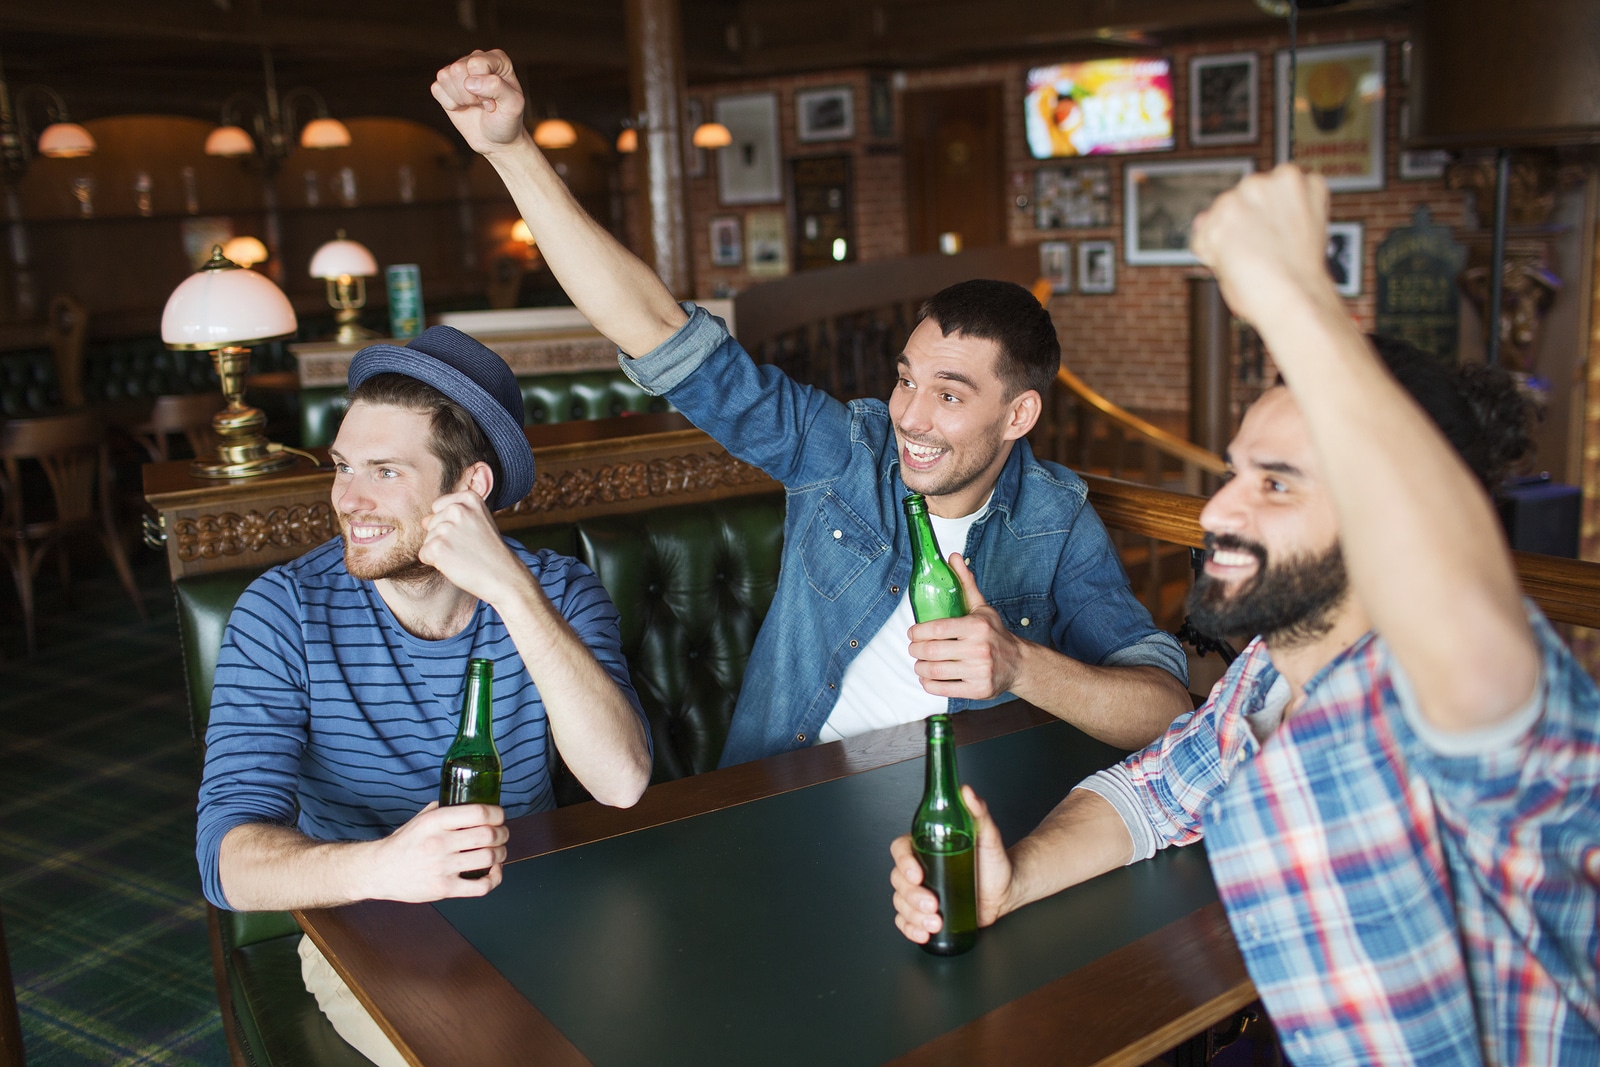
left=440, top=658, right=502, bottom=879
left=903, top=492, right=968, bottom=622
left=911, top=713, right=978, bottom=956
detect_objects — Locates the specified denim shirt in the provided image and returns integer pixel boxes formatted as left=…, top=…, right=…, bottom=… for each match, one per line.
left=621, top=305, right=1187, bottom=766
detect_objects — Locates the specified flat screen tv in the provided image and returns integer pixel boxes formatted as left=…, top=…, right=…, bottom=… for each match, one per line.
left=1025, top=58, right=1175, bottom=158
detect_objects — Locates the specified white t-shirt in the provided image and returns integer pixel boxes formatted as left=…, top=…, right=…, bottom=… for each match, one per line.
left=818, top=498, right=989, bottom=743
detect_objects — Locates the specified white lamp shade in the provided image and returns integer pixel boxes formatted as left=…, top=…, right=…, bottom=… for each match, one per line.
left=222, top=235, right=269, bottom=268
left=615, top=127, right=638, bottom=153
left=205, top=125, right=256, bottom=157
left=533, top=118, right=577, bottom=149
left=309, top=237, right=378, bottom=279
left=511, top=219, right=534, bottom=245
left=691, top=121, right=732, bottom=148
left=36, top=122, right=96, bottom=158
left=300, top=117, right=351, bottom=149
left=162, top=255, right=298, bottom=349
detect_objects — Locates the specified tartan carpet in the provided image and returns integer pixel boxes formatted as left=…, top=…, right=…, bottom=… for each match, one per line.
left=0, top=553, right=229, bottom=1066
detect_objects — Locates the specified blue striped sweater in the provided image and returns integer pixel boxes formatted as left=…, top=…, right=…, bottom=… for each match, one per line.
left=195, top=536, right=644, bottom=909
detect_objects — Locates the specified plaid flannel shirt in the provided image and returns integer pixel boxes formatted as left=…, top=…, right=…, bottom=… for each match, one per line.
left=1081, top=605, right=1600, bottom=1065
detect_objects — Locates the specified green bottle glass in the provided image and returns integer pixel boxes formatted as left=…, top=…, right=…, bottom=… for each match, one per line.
left=903, top=493, right=967, bottom=622
left=910, top=713, right=978, bottom=956
left=440, top=658, right=501, bottom=879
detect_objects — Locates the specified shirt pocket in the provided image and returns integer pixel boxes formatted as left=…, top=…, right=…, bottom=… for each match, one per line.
left=796, top=492, right=886, bottom=601
left=989, top=593, right=1055, bottom=642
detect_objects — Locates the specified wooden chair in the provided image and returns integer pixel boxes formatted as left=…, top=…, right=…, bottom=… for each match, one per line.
left=44, top=294, right=88, bottom=410
left=129, top=393, right=224, bottom=463
left=0, top=410, right=147, bottom=656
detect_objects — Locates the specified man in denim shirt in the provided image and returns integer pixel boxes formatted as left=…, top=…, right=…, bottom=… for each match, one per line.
left=434, top=50, right=1191, bottom=765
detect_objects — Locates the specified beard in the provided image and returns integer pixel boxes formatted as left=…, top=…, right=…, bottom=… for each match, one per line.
left=896, top=428, right=1007, bottom=501
left=1186, top=533, right=1348, bottom=649
left=340, top=514, right=437, bottom=584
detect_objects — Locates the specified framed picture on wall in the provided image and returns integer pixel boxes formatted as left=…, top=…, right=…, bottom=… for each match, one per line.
left=868, top=76, right=894, bottom=139
left=1034, top=164, right=1112, bottom=229
left=745, top=209, right=790, bottom=278
left=1124, top=158, right=1254, bottom=265
left=1276, top=40, right=1386, bottom=192
left=716, top=92, right=783, bottom=205
left=1040, top=241, right=1071, bottom=294
left=1189, top=52, right=1258, bottom=146
left=710, top=215, right=743, bottom=267
left=796, top=86, right=855, bottom=143
left=685, top=97, right=708, bottom=178
left=1326, top=221, right=1363, bottom=298
left=1078, top=240, right=1116, bottom=294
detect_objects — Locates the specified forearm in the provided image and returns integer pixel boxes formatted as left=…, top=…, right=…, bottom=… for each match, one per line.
left=495, top=578, right=651, bottom=807
left=480, top=137, right=686, bottom=355
left=219, top=823, right=375, bottom=911
left=1254, top=289, right=1535, bottom=728
left=999, top=789, right=1134, bottom=918
left=1010, top=644, right=1190, bottom=749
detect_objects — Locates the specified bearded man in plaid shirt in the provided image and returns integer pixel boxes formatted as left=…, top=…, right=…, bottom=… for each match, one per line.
left=891, top=165, right=1600, bottom=1065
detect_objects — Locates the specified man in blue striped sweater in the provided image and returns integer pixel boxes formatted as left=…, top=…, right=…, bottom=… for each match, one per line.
left=195, top=326, right=651, bottom=1065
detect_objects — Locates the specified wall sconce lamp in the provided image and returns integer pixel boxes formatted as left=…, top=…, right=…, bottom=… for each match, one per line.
left=0, top=49, right=96, bottom=181
left=204, top=46, right=350, bottom=173
left=692, top=121, right=732, bottom=148
left=161, top=246, right=304, bottom=479
left=533, top=114, right=577, bottom=149
left=615, top=125, right=638, bottom=153
left=309, top=230, right=380, bottom=344
left=221, top=235, right=269, bottom=269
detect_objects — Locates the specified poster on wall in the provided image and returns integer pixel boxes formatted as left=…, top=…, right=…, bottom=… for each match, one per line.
left=1374, top=206, right=1463, bottom=358
left=1024, top=58, right=1174, bottom=158
left=715, top=92, right=782, bottom=205
left=710, top=216, right=743, bottom=267
left=1189, top=52, right=1258, bottom=147
left=1124, top=158, right=1254, bottom=265
left=1034, top=164, right=1112, bottom=229
left=1325, top=221, right=1363, bottom=298
left=745, top=210, right=790, bottom=278
left=1275, top=40, right=1386, bottom=192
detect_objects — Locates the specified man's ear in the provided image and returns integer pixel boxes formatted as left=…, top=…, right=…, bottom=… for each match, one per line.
left=459, top=460, right=495, bottom=502
left=1004, top=389, right=1042, bottom=441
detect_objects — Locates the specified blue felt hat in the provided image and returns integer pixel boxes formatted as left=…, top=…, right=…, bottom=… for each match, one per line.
left=347, top=326, right=532, bottom=510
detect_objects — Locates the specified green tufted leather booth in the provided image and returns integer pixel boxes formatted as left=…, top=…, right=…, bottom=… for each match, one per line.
left=174, top=493, right=784, bottom=1066
left=299, top=369, right=673, bottom=448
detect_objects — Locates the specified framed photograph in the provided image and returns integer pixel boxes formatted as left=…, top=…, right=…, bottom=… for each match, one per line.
left=868, top=76, right=894, bottom=139
left=745, top=209, right=789, bottom=278
left=1124, top=158, right=1255, bottom=265
left=1040, top=241, right=1072, bottom=294
left=710, top=215, right=743, bottom=267
left=1399, top=149, right=1451, bottom=180
left=1078, top=241, right=1116, bottom=294
left=685, top=97, right=707, bottom=178
left=715, top=92, right=782, bottom=205
left=1325, top=221, right=1363, bottom=298
left=1034, top=164, right=1112, bottom=229
left=796, top=86, right=855, bottom=143
left=1190, top=52, right=1258, bottom=147
left=1276, top=40, right=1386, bottom=192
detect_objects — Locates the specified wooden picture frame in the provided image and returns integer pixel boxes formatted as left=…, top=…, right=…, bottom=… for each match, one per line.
left=1124, top=158, right=1254, bottom=266
left=1189, top=52, right=1259, bottom=147
left=796, top=86, right=855, bottom=143
left=1078, top=240, right=1116, bottom=294
left=1276, top=40, right=1386, bottom=192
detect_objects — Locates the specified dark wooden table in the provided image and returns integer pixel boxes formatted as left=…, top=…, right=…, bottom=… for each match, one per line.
left=297, top=703, right=1254, bottom=1067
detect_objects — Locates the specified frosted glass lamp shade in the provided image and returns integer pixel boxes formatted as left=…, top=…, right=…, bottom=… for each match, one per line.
left=511, top=219, right=534, bottom=245
left=533, top=118, right=577, bottom=149
left=300, top=117, right=351, bottom=149
left=162, top=248, right=297, bottom=350
left=691, top=121, right=732, bottom=148
left=615, top=127, right=638, bottom=153
left=222, top=236, right=269, bottom=268
left=309, top=237, right=378, bottom=279
left=205, top=125, right=256, bottom=157
left=36, top=122, right=96, bottom=158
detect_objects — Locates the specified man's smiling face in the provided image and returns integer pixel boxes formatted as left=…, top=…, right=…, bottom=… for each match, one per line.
left=330, top=401, right=455, bottom=583
left=888, top=318, right=1031, bottom=517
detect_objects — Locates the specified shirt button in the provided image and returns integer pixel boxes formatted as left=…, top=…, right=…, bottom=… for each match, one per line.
left=832, top=529, right=842, bottom=539
left=849, top=639, right=859, bottom=648
left=1020, top=617, right=1030, bottom=626
left=828, top=682, right=835, bottom=689
left=890, top=584, right=899, bottom=594
left=796, top=733, right=807, bottom=742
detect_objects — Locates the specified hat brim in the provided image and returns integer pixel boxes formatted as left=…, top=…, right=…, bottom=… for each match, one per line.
left=348, top=345, right=534, bottom=511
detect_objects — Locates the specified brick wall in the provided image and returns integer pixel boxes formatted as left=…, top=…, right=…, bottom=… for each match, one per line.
left=675, top=17, right=1469, bottom=415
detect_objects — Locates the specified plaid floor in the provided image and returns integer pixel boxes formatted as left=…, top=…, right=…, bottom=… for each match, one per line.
left=0, top=551, right=229, bottom=1066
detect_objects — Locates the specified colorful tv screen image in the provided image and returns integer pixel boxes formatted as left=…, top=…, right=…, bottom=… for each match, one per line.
left=1025, top=58, right=1175, bottom=158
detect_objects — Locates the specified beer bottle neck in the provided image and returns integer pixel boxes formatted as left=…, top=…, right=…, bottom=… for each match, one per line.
left=457, top=667, right=493, bottom=740
left=924, top=720, right=958, bottom=800
left=906, top=505, right=943, bottom=571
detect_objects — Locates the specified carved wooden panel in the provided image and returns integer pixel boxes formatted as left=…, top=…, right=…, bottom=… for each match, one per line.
left=172, top=503, right=336, bottom=564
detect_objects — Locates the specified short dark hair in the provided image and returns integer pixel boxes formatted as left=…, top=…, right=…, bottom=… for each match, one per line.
left=347, top=372, right=502, bottom=495
left=917, top=279, right=1060, bottom=399
left=1365, top=335, right=1535, bottom=491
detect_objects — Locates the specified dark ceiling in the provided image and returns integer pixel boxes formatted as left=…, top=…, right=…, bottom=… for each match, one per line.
left=0, top=0, right=1406, bottom=142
